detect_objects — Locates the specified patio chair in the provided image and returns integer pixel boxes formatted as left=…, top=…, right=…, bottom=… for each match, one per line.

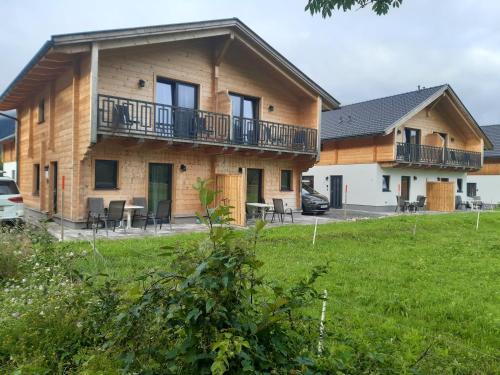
left=111, top=104, right=138, bottom=129
left=86, top=197, right=106, bottom=229
left=455, top=195, right=466, bottom=210
left=102, top=200, right=125, bottom=234
left=415, top=195, right=426, bottom=212
left=395, top=195, right=407, bottom=212
left=150, top=200, right=172, bottom=231
left=132, top=197, right=150, bottom=230
left=271, top=198, right=293, bottom=224
left=473, top=196, right=484, bottom=210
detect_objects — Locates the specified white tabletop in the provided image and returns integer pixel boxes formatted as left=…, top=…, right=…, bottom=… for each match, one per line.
left=124, top=205, right=144, bottom=210
left=246, top=203, right=273, bottom=208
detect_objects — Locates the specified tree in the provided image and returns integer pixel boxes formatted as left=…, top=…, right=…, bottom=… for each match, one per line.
left=305, top=0, right=404, bottom=16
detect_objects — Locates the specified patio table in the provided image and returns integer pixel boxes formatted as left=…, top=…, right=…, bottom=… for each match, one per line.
left=124, top=204, right=144, bottom=230
left=246, top=202, right=273, bottom=220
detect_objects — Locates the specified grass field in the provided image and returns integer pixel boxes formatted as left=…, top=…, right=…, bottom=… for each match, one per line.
left=76, top=212, right=500, bottom=374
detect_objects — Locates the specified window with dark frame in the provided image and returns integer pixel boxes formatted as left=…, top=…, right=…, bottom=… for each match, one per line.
left=457, top=178, right=463, bottom=193
left=382, top=175, right=391, bottom=192
left=38, top=99, right=45, bottom=124
left=467, top=182, right=477, bottom=198
left=95, top=160, right=118, bottom=190
left=33, top=164, right=40, bottom=196
left=280, top=170, right=293, bottom=191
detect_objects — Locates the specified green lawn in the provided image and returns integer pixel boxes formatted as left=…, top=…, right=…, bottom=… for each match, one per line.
left=76, top=212, right=500, bottom=374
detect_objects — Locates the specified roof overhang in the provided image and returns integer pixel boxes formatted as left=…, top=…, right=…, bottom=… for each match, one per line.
left=0, top=134, right=15, bottom=144
left=383, top=85, right=493, bottom=150
left=0, top=18, right=340, bottom=111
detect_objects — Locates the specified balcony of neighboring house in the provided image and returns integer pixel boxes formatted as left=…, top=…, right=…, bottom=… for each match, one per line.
left=395, top=142, right=482, bottom=170
left=96, top=94, right=318, bottom=155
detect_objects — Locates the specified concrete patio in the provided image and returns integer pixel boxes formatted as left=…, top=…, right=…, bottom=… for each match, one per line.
left=41, top=208, right=395, bottom=241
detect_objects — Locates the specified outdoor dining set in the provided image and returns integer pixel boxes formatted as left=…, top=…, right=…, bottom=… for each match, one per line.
left=86, top=197, right=172, bottom=234
left=246, top=198, right=294, bottom=224
left=395, top=195, right=427, bottom=213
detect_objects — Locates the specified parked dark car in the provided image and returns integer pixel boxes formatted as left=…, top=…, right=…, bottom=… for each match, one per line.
left=301, top=184, right=329, bottom=214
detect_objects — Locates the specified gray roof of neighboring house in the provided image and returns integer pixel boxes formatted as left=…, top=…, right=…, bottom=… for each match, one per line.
left=0, top=112, right=16, bottom=142
left=481, top=125, right=500, bottom=158
left=321, top=85, right=447, bottom=140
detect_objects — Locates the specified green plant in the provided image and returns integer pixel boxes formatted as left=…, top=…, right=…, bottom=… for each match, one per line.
left=105, top=178, right=329, bottom=374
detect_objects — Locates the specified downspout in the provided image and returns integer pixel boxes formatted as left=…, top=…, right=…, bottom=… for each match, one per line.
left=0, top=112, right=19, bottom=184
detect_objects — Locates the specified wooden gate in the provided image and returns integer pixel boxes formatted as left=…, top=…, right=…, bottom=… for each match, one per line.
left=215, top=174, right=245, bottom=226
left=426, top=182, right=455, bottom=212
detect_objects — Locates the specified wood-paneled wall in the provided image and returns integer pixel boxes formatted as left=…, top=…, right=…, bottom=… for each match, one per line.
left=1, top=140, right=15, bottom=162
left=426, top=181, right=455, bottom=212
left=469, top=159, right=500, bottom=175
left=318, top=132, right=394, bottom=165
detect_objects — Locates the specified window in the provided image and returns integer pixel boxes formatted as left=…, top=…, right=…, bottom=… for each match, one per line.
left=0, top=180, right=19, bottom=195
left=156, top=78, right=198, bottom=109
left=382, top=175, right=391, bottom=192
left=302, top=175, right=314, bottom=189
left=280, top=170, right=293, bottom=191
left=457, top=178, right=463, bottom=193
left=95, top=160, right=118, bottom=189
left=33, top=164, right=40, bottom=195
left=438, top=177, right=449, bottom=182
left=38, top=99, right=45, bottom=124
left=467, top=183, right=477, bottom=198
left=404, top=128, right=420, bottom=144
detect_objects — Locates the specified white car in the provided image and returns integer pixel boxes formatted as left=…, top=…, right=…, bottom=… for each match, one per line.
left=0, top=173, right=23, bottom=223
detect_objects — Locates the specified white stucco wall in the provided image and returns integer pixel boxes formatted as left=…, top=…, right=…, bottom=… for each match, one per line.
left=2, top=161, right=16, bottom=180
left=467, top=175, right=500, bottom=205
left=305, top=163, right=468, bottom=209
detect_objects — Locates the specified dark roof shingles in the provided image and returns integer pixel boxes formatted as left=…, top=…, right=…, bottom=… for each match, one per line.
left=481, top=125, right=500, bottom=158
left=321, top=85, right=447, bottom=140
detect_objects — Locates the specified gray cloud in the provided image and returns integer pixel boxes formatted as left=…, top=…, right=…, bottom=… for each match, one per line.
left=1, top=0, right=499, bottom=124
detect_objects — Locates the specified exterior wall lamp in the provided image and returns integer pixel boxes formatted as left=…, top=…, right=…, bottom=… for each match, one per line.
left=180, top=164, right=187, bottom=172
left=268, top=105, right=274, bottom=112
left=138, top=79, right=146, bottom=88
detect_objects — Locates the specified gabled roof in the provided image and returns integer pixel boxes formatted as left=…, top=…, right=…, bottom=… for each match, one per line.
left=481, top=125, right=500, bottom=158
left=321, top=84, right=493, bottom=149
left=0, top=18, right=339, bottom=111
left=0, top=113, right=16, bottom=142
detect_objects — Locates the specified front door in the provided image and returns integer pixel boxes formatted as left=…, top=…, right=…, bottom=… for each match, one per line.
left=246, top=169, right=263, bottom=203
left=330, top=175, right=343, bottom=209
left=148, top=163, right=173, bottom=213
left=401, top=176, right=411, bottom=201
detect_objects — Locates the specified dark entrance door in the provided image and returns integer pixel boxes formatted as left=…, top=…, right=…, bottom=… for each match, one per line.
left=246, top=169, right=263, bottom=203
left=148, top=163, right=173, bottom=213
left=51, top=162, right=58, bottom=214
left=467, top=182, right=477, bottom=198
left=330, top=175, right=343, bottom=209
left=401, top=176, right=411, bottom=201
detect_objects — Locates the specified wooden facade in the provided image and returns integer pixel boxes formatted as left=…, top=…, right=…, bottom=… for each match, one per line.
left=1, top=20, right=336, bottom=226
left=319, top=99, right=485, bottom=170
left=426, top=181, right=455, bottom=212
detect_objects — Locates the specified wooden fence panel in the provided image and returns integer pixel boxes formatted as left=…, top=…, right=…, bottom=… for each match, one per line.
left=215, top=174, right=245, bottom=226
left=426, top=181, right=455, bottom=212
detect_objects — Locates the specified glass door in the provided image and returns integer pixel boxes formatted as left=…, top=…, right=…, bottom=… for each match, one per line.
left=148, top=163, right=173, bottom=213
left=246, top=169, right=263, bottom=203
left=155, top=79, right=197, bottom=137
left=404, top=128, right=421, bottom=162
left=231, top=93, right=259, bottom=145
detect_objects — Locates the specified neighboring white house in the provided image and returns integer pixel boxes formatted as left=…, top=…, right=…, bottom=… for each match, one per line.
left=305, top=85, right=492, bottom=211
left=0, top=114, right=16, bottom=179
left=468, top=125, right=500, bottom=205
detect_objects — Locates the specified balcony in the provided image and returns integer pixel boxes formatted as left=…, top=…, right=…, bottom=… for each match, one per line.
left=395, top=142, right=481, bottom=169
left=96, top=94, right=318, bottom=155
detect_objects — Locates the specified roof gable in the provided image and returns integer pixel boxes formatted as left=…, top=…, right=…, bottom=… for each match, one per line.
left=321, top=84, right=492, bottom=149
left=0, top=18, right=339, bottom=111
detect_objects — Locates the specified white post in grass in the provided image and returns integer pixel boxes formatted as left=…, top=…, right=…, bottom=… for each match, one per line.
left=344, top=184, right=348, bottom=220
left=313, top=217, right=318, bottom=246
left=476, top=210, right=480, bottom=231
left=318, top=289, right=328, bottom=355
left=413, top=214, right=418, bottom=237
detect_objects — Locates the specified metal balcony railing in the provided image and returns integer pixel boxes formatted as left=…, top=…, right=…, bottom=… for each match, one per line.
left=96, top=94, right=318, bottom=154
left=396, top=142, right=481, bottom=169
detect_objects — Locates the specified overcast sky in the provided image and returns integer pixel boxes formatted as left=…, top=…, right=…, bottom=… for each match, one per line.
left=1, top=0, right=499, bottom=124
